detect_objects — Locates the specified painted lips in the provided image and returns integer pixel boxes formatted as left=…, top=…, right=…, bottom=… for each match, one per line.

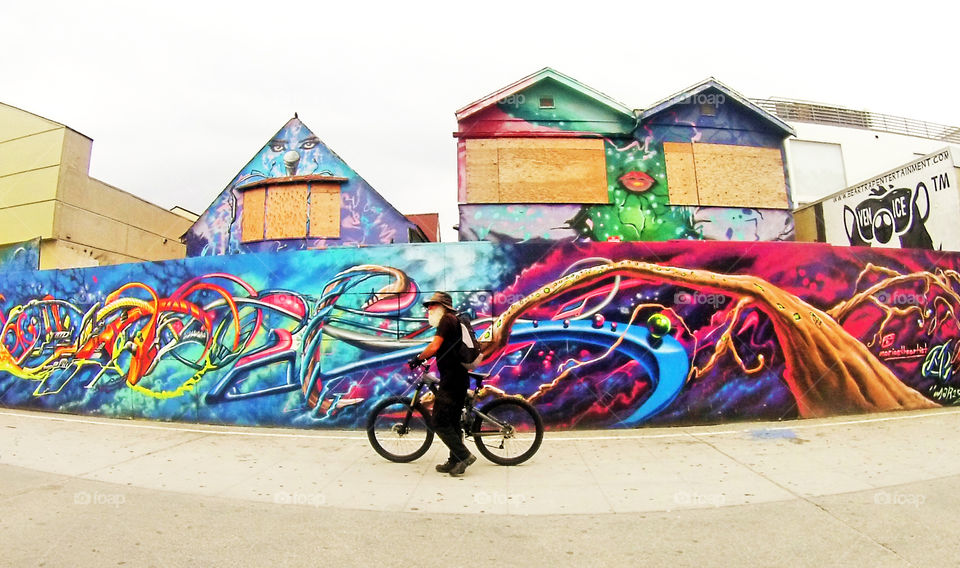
left=618, top=171, right=655, bottom=192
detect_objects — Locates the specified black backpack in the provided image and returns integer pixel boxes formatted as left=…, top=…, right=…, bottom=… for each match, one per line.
left=456, top=313, right=482, bottom=369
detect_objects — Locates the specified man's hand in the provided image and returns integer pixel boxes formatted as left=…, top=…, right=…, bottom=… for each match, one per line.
left=407, top=356, right=423, bottom=369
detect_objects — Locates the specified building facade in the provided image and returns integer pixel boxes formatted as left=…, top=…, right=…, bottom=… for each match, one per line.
left=0, top=102, right=191, bottom=269
left=183, top=117, right=425, bottom=256
left=794, top=147, right=960, bottom=250
left=752, top=98, right=960, bottom=208
left=456, top=69, right=796, bottom=243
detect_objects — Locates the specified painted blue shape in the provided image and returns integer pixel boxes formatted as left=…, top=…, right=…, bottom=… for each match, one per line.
left=315, top=319, right=690, bottom=427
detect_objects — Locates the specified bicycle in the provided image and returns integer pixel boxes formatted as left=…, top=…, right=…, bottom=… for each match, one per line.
left=366, top=362, right=544, bottom=466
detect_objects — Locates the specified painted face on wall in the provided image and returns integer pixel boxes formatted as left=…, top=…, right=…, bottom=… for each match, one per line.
left=248, top=121, right=328, bottom=179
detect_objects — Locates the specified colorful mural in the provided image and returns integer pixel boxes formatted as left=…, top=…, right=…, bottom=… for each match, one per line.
left=184, top=118, right=418, bottom=256
left=0, top=238, right=40, bottom=272
left=457, top=73, right=795, bottom=244
left=0, top=240, right=955, bottom=430
left=460, top=205, right=794, bottom=243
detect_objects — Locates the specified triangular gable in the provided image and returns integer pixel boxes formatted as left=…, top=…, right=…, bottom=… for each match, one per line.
left=183, top=117, right=416, bottom=251
left=456, top=67, right=635, bottom=122
left=639, top=78, right=795, bottom=137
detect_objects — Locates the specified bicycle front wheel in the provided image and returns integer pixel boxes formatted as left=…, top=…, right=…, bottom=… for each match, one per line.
left=366, top=396, right=434, bottom=463
left=472, top=397, right=544, bottom=466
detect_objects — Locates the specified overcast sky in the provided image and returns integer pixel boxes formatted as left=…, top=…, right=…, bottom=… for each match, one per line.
left=4, top=1, right=959, bottom=241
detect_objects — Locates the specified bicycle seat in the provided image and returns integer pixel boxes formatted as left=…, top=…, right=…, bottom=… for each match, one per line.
left=467, top=371, right=487, bottom=389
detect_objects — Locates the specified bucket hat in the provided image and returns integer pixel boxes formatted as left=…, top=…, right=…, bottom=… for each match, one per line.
left=422, top=291, right=454, bottom=310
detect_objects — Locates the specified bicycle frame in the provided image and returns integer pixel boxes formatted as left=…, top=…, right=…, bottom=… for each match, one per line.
left=402, top=366, right=513, bottom=439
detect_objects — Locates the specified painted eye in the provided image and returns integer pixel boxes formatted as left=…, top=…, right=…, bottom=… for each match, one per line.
left=269, top=140, right=285, bottom=152
left=300, top=137, right=319, bottom=150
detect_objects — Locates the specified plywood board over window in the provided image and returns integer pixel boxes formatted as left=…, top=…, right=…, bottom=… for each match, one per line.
left=265, top=183, right=309, bottom=240
left=661, top=142, right=789, bottom=209
left=463, top=137, right=608, bottom=204
left=694, top=144, right=788, bottom=209
left=464, top=139, right=499, bottom=203
left=241, top=188, right=266, bottom=242
left=663, top=142, right=698, bottom=205
left=309, top=183, right=341, bottom=238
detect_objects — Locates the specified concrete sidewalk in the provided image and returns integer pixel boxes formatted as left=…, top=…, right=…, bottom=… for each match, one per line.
left=2, top=407, right=960, bottom=566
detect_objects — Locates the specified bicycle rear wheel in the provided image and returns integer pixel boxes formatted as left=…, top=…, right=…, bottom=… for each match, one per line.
left=366, top=396, right=434, bottom=463
left=472, top=397, right=543, bottom=466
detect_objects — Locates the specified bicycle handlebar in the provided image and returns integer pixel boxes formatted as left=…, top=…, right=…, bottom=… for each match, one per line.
left=408, top=361, right=441, bottom=385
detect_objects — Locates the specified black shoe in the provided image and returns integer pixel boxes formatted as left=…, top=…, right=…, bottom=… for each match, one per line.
left=448, top=454, right=477, bottom=477
left=436, top=459, right=457, bottom=473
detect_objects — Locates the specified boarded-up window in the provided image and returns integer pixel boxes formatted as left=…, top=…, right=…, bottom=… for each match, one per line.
left=663, top=142, right=788, bottom=209
left=308, top=184, right=340, bottom=238
left=463, top=138, right=607, bottom=204
left=241, top=187, right=266, bottom=242
left=240, top=177, right=344, bottom=242
left=265, top=183, right=309, bottom=240
left=662, top=142, right=698, bottom=205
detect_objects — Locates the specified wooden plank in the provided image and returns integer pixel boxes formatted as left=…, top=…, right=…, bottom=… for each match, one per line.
left=496, top=137, right=602, bottom=150
left=241, top=187, right=266, bottom=242
left=693, top=144, right=789, bottom=209
left=265, top=183, right=308, bottom=239
left=464, top=139, right=500, bottom=203
left=663, top=142, right=699, bottom=205
left=497, top=138, right=607, bottom=203
left=309, top=183, right=341, bottom=238
left=793, top=206, right=819, bottom=242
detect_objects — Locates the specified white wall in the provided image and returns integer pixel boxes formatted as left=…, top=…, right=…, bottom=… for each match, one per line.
left=785, top=122, right=960, bottom=206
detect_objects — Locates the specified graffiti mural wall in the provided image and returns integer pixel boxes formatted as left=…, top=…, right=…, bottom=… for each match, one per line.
left=184, top=118, right=419, bottom=256
left=0, top=240, right=955, bottom=430
left=0, top=238, right=40, bottom=272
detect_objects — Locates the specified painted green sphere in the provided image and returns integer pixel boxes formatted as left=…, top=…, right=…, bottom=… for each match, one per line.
left=647, top=313, right=672, bottom=338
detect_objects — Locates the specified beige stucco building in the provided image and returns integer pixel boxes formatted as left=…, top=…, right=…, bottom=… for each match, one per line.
left=0, top=102, right=192, bottom=269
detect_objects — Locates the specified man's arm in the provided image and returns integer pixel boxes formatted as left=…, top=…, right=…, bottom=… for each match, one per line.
left=417, top=335, right=444, bottom=360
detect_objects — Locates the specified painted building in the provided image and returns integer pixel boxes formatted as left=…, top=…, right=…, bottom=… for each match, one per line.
left=183, top=117, right=426, bottom=256
left=0, top=102, right=191, bottom=269
left=752, top=98, right=960, bottom=207
left=794, top=148, right=960, bottom=249
left=456, top=69, right=796, bottom=243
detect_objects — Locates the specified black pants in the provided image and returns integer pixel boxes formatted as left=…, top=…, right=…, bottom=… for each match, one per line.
left=433, top=376, right=471, bottom=463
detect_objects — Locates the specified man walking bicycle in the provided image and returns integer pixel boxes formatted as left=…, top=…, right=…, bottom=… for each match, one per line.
left=408, top=292, right=477, bottom=476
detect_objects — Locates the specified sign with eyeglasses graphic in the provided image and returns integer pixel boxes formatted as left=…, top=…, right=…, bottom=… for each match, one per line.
left=822, top=148, right=959, bottom=250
